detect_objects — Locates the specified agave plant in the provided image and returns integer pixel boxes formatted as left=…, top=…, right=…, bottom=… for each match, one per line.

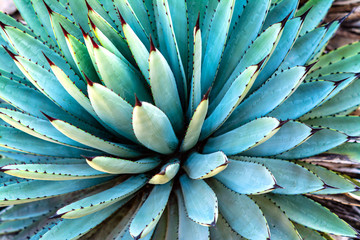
left=0, top=0, right=360, bottom=239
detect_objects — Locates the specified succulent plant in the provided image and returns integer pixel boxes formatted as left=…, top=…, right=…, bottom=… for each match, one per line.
left=0, top=0, right=360, bottom=239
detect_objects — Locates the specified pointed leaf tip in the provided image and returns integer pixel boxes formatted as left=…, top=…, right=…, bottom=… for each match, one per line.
left=322, top=183, right=339, bottom=189
left=3, top=46, right=17, bottom=60
left=49, top=213, right=63, bottom=219
left=334, top=78, right=349, bottom=87
left=0, top=21, right=7, bottom=30
left=195, top=12, right=200, bottom=31
left=257, top=56, right=267, bottom=68
left=84, top=0, right=93, bottom=11
left=42, top=0, right=53, bottom=14
left=150, top=35, right=156, bottom=52
left=305, top=62, right=317, bottom=72
left=300, top=7, right=312, bottom=21
left=79, top=25, right=87, bottom=37
left=82, top=155, right=95, bottom=161
left=89, top=36, right=99, bottom=49
left=203, top=87, right=211, bottom=100
left=42, top=52, right=55, bottom=66
left=135, top=94, right=142, bottom=107
left=281, top=12, right=292, bottom=27
left=41, top=111, right=56, bottom=122
left=310, top=128, right=322, bottom=135
left=84, top=74, right=94, bottom=86
left=88, top=17, right=96, bottom=30
left=278, top=119, right=290, bottom=128
left=117, top=8, right=126, bottom=26
left=59, top=23, right=69, bottom=37
left=273, top=183, right=284, bottom=189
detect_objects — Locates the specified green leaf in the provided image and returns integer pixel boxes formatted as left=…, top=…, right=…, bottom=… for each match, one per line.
left=179, top=175, right=218, bottom=226
left=149, top=158, right=180, bottom=185
left=180, top=97, right=208, bottom=152
left=46, top=116, right=143, bottom=158
left=36, top=199, right=124, bottom=240
left=304, top=116, right=360, bottom=136
left=129, top=182, right=173, bottom=239
left=232, top=156, right=324, bottom=194
left=132, top=101, right=179, bottom=154
left=269, top=194, right=357, bottom=237
left=204, top=117, right=280, bottom=155
left=175, top=189, right=210, bottom=240
left=149, top=43, right=184, bottom=134
left=0, top=177, right=109, bottom=206
left=56, top=175, right=147, bottom=218
left=297, top=162, right=358, bottom=194
left=1, top=163, right=109, bottom=181
left=326, top=142, right=360, bottom=162
left=87, top=82, right=137, bottom=143
left=268, top=80, right=335, bottom=120
left=201, top=0, right=235, bottom=93
left=252, top=195, right=301, bottom=240
left=86, top=156, right=160, bottom=174
left=208, top=179, right=269, bottom=239
left=214, top=159, right=276, bottom=194
left=276, top=129, right=348, bottom=159
left=183, top=152, right=228, bottom=180
left=294, top=223, right=328, bottom=240
left=241, top=121, right=312, bottom=157
left=202, top=65, right=259, bottom=139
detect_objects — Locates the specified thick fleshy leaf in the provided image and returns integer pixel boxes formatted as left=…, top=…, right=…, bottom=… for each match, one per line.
left=129, top=181, right=173, bottom=239
left=326, top=142, right=360, bottom=162
left=0, top=177, right=109, bottom=206
left=93, top=44, right=151, bottom=105
left=132, top=101, right=179, bottom=154
left=304, top=116, right=360, bottom=136
left=204, top=117, right=281, bottom=155
left=232, top=156, right=324, bottom=194
left=183, top=152, right=228, bottom=180
left=86, top=156, right=160, bottom=174
left=179, top=175, right=218, bottom=226
left=1, top=163, right=109, bottom=181
left=34, top=199, right=124, bottom=240
left=276, top=129, right=348, bottom=159
left=87, top=82, right=137, bottom=142
left=201, top=0, right=235, bottom=93
left=268, top=80, right=336, bottom=120
left=208, top=179, right=269, bottom=239
left=210, top=213, right=245, bottom=240
left=201, top=65, right=259, bottom=139
left=269, top=194, right=358, bottom=237
left=45, top=115, right=143, bottom=158
left=149, top=42, right=184, bottom=133
left=214, top=159, right=276, bottom=194
left=175, top=189, right=210, bottom=240
left=252, top=195, right=302, bottom=240
left=56, top=175, right=147, bottom=218
left=219, top=66, right=308, bottom=135
left=297, top=162, right=358, bottom=194
left=149, top=158, right=180, bottom=185
left=294, top=223, right=328, bottom=240
left=180, top=96, right=208, bottom=152
left=241, top=121, right=312, bottom=156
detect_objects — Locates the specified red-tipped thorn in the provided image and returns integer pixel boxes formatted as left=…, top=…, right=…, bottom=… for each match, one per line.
left=322, top=183, right=339, bottom=189
left=278, top=119, right=290, bottom=128
left=42, top=0, right=53, bottom=14
left=89, top=36, right=99, bottom=49
left=149, top=35, right=156, bottom=52
left=42, top=52, right=55, bottom=66
left=79, top=25, right=88, bottom=38
left=117, top=8, right=126, bottom=26
left=82, top=155, right=95, bottom=161
left=195, top=12, right=200, bottom=31
left=334, top=78, right=349, bottom=87
left=41, top=111, right=56, bottom=122
left=84, top=74, right=94, bottom=86
left=59, top=23, right=69, bottom=37
left=49, top=213, right=62, bottom=219
left=257, top=56, right=267, bottom=68
left=88, top=17, right=96, bottom=30
left=3, top=46, right=17, bottom=60
left=135, top=94, right=142, bottom=107
left=203, top=87, right=211, bottom=101
left=84, top=0, right=93, bottom=11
